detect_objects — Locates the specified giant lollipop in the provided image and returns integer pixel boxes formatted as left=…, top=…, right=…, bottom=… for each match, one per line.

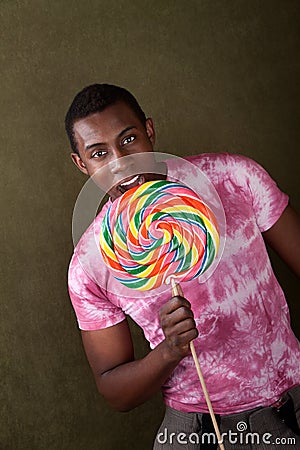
left=99, top=179, right=225, bottom=450
left=100, top=180, right=219, bottom=289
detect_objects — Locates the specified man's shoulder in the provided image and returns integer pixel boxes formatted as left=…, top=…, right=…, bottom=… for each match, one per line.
left=69, top=199, right=112, bottom=284
left=73, top=200, right=111, bottom=254
left=180, top=152, right=264, bottom=183
left=183, top=151, right=254, bottom=169
left=166, top=151, right=249, bottom=185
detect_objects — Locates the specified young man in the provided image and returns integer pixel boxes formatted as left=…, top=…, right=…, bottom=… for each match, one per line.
left=66, top=84, right=300, bottom=449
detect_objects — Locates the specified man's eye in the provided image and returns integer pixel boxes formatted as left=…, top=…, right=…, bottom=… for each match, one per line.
left=122, top=135, right=135, bottom=145
left=91, top=150, right=106, bottom=158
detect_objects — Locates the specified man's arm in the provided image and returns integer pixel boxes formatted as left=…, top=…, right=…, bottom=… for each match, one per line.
left=262, top=205, right=300, bottom=277
left=81, top=296, right=198, bottom=411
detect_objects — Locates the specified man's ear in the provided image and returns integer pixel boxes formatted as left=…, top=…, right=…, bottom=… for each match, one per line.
left=145, top=118, right=155, bottom=146
left=71, top=153, right=89, bottom=175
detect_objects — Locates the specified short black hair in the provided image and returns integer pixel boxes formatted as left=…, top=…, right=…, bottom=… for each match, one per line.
left=65, top=83, right=146, bottom=154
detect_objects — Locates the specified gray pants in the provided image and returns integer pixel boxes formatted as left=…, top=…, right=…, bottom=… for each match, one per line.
left=153, top=386, right=300, bottom=449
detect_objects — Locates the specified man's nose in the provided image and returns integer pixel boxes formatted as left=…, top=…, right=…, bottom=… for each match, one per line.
left=110, top=150, right=134, bottom=174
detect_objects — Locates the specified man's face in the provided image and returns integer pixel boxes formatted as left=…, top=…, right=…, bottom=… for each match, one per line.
left=71, top=101, right=164, bottom=201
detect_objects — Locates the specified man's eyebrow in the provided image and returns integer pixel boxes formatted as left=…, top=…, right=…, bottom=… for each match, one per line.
left=85, top=126, right=137, bottom=152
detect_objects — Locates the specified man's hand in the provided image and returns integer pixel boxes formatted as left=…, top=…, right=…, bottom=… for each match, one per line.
left=159, top=295, right=198, bottom=360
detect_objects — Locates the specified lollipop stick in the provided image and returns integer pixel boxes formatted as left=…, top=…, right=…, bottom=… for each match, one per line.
left=171, top=279, right=225, bottom=450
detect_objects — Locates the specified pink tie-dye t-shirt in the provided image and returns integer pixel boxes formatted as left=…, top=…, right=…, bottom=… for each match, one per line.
left=68, top=153, right=300, bottom=414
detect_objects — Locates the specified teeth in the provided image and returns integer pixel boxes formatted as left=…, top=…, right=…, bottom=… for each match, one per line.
left=120, top=175, right=139, bottom=187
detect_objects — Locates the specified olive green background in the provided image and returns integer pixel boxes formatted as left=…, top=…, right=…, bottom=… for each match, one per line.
left=1, top=1, right=299, bottom=449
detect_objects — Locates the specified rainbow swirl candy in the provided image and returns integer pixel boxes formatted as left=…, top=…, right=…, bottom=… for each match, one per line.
left=99, top=180, right=219, bottom=291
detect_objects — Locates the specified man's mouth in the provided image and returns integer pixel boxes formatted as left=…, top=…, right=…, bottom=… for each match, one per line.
left=117, top=174, right=145, bottom=194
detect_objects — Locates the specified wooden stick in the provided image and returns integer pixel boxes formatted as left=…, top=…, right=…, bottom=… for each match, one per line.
left=171, top=279, right=225, bottom=450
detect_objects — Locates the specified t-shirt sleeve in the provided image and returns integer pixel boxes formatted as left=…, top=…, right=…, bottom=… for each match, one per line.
left=231, top=154, right=289, bottom=232
left=68, top=252, right=126, bottom=331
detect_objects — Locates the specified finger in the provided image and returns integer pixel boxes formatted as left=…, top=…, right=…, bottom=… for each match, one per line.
left=159, top=296, right=191, bottom=316
left=175, top=328, right=199, bottom=345
left=161, top=307, right=195, bottom=331
left=163, top=317, right=198, bottom=342
left=172, top=317, right=198, bottom=336
left=166, top=328, right=199, bottom=354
